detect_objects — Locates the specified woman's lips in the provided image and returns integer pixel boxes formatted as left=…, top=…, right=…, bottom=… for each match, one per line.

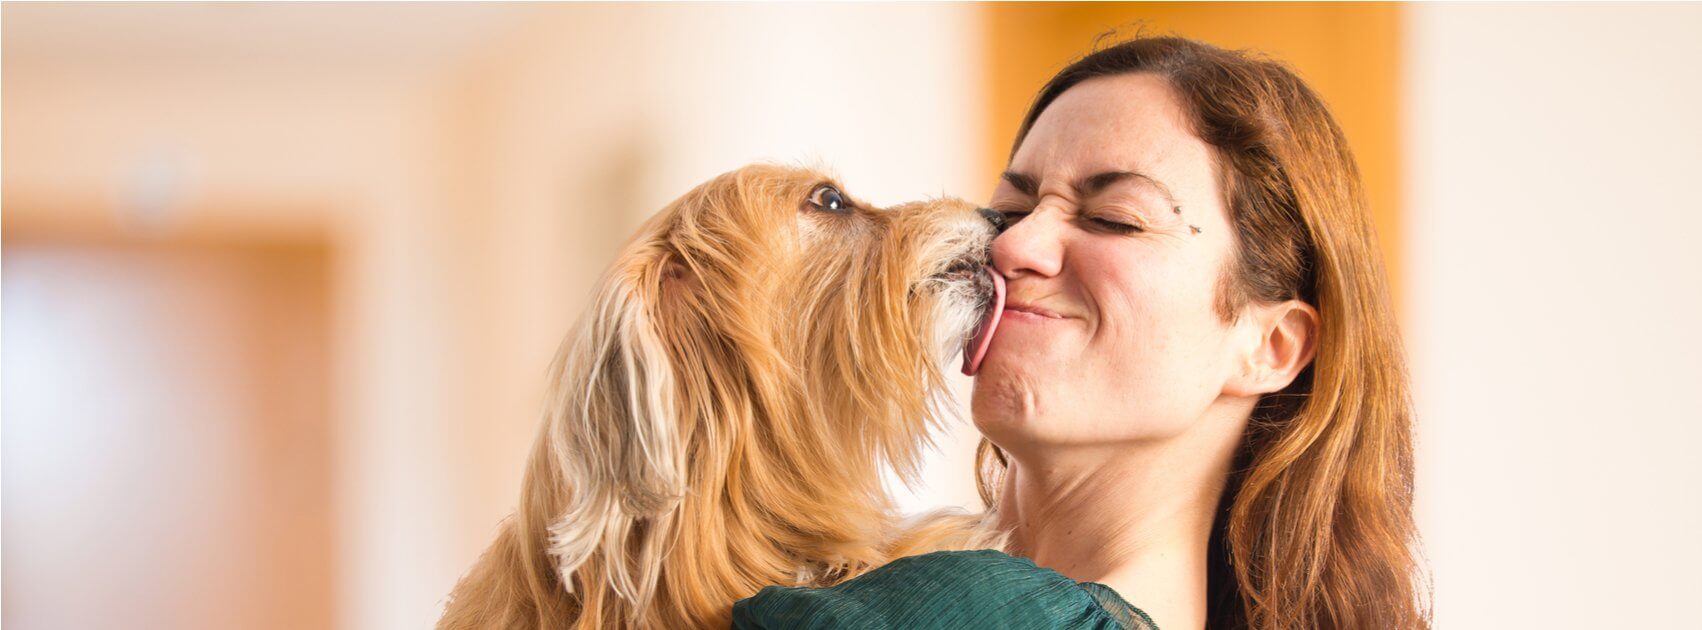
left=1002, top=301, right=1067, bottom=321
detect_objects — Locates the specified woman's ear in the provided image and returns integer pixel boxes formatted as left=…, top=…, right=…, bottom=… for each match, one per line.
left=1224, top=299, right=1319, bottom=397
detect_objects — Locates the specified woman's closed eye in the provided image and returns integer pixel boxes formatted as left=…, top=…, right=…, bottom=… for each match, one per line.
left=987, top=203, right=1031, bottom=225
left=991, top=208, right=1148, bottom=234
left=1086, top=215, right=1145, bottom=234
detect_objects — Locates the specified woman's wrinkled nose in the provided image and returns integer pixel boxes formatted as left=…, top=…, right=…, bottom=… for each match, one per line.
left=992, top=207, right=1064, bottom=279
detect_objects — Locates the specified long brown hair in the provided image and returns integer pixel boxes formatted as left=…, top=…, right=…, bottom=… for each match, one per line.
left=975, top=36, right=1431, bottom=629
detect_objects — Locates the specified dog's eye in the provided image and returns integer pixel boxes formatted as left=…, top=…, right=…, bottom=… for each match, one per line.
left=807, top=185, right=850, bottom=214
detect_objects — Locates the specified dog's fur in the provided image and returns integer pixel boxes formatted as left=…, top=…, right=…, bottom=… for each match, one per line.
left=439, top=165, right=1001, bottom=629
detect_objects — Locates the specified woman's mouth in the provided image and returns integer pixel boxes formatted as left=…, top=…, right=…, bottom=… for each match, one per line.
left=1002, top=301, right=1065, bottom=320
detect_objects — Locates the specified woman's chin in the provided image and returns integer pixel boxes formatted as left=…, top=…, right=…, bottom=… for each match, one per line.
left=970, top=359, right=1054, bottom=427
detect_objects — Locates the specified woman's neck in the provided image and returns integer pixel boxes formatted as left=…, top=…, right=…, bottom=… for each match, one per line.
left=995, top=406, right=1247, bottom=630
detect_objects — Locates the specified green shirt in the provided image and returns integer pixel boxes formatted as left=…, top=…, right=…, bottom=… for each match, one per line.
left=731, top=550, right=1159, bottom=629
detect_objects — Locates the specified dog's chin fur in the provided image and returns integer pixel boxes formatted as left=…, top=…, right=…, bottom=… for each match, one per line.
left=439, top=164, right=1004, bottom=629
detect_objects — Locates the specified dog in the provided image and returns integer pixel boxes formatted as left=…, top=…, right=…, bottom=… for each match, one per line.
left=438, top=164, right=1007, bottom=628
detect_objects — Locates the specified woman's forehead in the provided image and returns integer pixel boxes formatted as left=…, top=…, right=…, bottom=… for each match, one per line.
left=1013, top=76, right=1214, bottom=184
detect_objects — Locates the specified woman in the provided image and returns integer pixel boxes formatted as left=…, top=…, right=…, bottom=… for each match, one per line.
left=735, top=36, right=1430, bottom=629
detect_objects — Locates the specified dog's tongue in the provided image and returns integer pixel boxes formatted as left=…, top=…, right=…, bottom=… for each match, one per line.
left=961, top=267, right=1006, bottom=376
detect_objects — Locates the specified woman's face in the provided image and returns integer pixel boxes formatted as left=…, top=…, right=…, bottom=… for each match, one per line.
left=973, top=73, right=1253, bottom=454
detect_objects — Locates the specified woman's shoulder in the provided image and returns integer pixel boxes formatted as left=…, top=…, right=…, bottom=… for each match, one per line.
left=732, top=550, right=1158, bottom=629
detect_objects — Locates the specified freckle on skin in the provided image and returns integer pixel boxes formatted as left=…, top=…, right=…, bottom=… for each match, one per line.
left=1189, top=225, right=1202, bottom=235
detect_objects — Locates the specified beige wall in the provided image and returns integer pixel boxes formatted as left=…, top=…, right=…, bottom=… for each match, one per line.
left=1403, top=4, right=1702, bottom=626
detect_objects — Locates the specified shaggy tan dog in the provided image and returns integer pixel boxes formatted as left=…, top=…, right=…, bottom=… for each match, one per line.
left=438, top=164, right=1006, bottom=628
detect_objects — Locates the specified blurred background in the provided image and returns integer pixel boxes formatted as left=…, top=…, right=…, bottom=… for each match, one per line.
left=3, top=3, right=1697, bottom=629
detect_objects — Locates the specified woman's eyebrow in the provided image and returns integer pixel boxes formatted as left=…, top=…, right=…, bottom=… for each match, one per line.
left=1000, top=171, right=1040, bottom=196
left=1000, top=169, right=1179, bottom=207
left=1079, top=170, right=1179, bottom=207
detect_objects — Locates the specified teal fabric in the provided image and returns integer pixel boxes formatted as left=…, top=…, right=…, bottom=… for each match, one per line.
left=731, top=550, right=1158, bottom=629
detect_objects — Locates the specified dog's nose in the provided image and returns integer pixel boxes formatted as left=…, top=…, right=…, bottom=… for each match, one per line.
left=976, top=207, right=1007, bottom=232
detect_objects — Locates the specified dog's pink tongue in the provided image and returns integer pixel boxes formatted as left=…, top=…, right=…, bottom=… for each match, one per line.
left=961, top=267, right=1006, bottom=376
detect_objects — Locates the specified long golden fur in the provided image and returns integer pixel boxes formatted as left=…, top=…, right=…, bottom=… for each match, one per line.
left=439, top=164, right=1001, bottom=629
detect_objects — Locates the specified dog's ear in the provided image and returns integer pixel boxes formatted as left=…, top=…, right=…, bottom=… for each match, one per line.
left=542, top=251, right=689, bottom=611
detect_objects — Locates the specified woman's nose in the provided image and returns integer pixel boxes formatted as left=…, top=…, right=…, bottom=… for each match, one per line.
left=991, top=208, right=1064, bottom=278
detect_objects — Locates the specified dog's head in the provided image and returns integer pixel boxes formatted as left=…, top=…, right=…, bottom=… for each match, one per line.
left=527, top=164, right=999, bottom=625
